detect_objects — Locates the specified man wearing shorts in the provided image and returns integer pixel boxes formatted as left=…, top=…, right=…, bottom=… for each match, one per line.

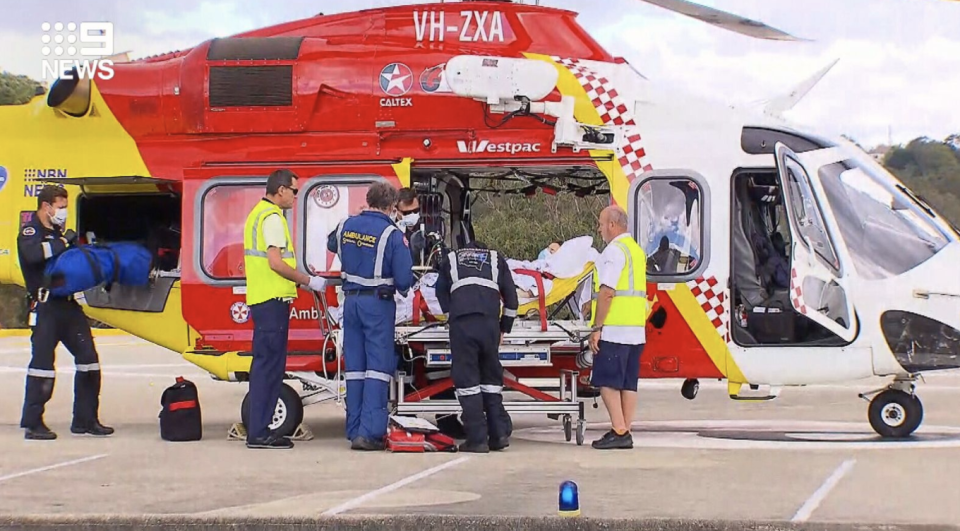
left=587, top=206, right=648, bottom=450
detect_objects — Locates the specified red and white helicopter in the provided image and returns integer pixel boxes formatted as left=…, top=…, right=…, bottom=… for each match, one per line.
left=0, top=0, right=956, bottom=443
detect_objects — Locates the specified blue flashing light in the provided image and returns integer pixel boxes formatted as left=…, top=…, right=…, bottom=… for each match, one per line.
left=558, top=480, right=580, bottom=517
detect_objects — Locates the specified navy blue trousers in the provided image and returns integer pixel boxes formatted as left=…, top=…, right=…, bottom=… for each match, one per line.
left=247, top=298, right=290, bottom=442
left=342, top=293, right=397, bottom=442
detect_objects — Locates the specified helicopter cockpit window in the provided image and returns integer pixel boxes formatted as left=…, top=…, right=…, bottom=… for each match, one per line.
left=782, top=157, right=841, bottom=275
left=818, top=160, right=949, bottom=280
left=635, top=176, right=705, bottom=279
left=299, top=181, right=374, bottom=275
left=200, top=183, right=290, bottom=282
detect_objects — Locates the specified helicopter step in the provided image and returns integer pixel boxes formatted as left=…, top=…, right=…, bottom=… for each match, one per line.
left=728, top=382, right=781, bottom=401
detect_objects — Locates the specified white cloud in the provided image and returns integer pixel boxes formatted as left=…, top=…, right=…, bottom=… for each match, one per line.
left=140, top=1, right=261, bottom=38
left=595, top=7, right=960, bottom=148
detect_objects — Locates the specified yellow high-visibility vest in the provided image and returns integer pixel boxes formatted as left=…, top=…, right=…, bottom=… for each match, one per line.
left=243, top=199, right=298, bottom=306
left=590, top=236, right=647, bottom=332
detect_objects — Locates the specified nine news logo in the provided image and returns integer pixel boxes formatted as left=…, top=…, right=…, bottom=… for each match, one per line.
left=40, top=21, right=115, bottom=81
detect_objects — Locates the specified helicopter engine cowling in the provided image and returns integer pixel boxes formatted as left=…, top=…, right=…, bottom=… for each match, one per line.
left=444, top=55, right=558, bottom=105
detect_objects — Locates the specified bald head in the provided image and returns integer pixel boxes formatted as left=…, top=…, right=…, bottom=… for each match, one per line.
left=598, top=205, right=629, bottom=244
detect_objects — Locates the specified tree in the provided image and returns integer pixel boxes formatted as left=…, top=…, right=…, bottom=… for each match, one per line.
left=883, top=137, right=960, bottom=228
left=0, top=71, right=42, bottom=106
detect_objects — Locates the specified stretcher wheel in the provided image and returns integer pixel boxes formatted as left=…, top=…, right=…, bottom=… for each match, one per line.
left=576, top=419, right=586, bottom=446
left=563, top=415, right=572, bottom=442
left=240, top=383, right=304, bottom=439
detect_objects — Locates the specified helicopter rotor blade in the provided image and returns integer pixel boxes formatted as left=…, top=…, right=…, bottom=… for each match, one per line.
left=636, top=0, right=808, bottom=41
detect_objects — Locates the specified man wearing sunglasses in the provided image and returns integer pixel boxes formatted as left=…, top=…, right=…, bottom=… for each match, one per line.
left=243, top=169, right=328, bottom=449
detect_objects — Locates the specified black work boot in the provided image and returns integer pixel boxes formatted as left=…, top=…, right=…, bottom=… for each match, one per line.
left=458, top=441, right=490, bottom=453
left=592, top=430, right=633, bottom=450
left=351, top=436, right=386, bottom=451
left=25, top=423, right=57, bottom=440
left=489, top=437, right=510, bottom=451
left=247, top=433, right=294, bottom=449
left=71, top=420, right=115, bottom=437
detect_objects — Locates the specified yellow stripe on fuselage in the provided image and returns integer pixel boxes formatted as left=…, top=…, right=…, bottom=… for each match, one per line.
left=522, top=53, right=631, bottom=207
left=666, top=283, right=746, bottom=383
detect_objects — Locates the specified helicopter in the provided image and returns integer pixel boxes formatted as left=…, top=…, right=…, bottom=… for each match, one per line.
left=0, top=0, right=957, bottom=442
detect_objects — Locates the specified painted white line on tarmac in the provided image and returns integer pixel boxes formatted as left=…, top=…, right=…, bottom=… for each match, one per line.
left=791, top=458, right=856, bottom=522
left=322, top=456, right=472, bottom=516
left=0, top=454, right=108, bottom=485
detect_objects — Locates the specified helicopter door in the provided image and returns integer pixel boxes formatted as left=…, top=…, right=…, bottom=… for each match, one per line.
left=775, top=142, right=859, bottom=342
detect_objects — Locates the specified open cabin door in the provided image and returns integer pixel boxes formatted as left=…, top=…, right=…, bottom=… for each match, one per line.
left=775, top=142, right=859, bottom=343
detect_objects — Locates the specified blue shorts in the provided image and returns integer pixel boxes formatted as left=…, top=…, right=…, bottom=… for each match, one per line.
left=590, top=341, right=644, bottom=391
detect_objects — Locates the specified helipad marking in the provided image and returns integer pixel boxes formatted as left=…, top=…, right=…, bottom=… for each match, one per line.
left=0, top=454, right=108, bottom=484
left=322, top=456, right=472, bottom=516
left=513, top=420, right=960, bottom=450
left=791, top=459, right=856, bottom=522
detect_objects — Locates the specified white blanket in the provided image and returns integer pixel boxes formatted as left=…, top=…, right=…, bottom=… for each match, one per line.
left=328, top=236, right=600, bottom=325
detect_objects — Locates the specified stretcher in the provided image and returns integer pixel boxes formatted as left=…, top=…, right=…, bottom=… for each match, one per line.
left=285, top=262, right=598, bottom=445
left=393, top=317, right=592, bottom=445
left=390, top=262, right=597, bottom=445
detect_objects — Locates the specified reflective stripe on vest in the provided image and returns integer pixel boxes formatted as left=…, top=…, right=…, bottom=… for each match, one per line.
left=449, top=249, right=500, bottom=292
left=243, top=199, right=298, bottom=306
left=590, top=237, right=647, bottom=329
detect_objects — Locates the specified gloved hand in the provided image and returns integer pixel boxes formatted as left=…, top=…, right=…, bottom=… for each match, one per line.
left=62, top=229, right=78, bottom=245
left=307, top=276, right=328, bottom=292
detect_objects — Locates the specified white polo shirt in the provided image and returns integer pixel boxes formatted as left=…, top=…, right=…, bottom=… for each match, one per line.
left=596, top=232, right=646, bottom=345
left=261, top=213, right=288, bottom=250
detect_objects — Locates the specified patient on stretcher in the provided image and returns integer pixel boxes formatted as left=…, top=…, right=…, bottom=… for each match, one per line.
left=327, top=235, right=600, bottom=326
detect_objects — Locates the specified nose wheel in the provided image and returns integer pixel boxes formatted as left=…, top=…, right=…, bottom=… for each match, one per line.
left=681, top=378, right=699, bottom=400
left=861, top=383, right=923, bottom=438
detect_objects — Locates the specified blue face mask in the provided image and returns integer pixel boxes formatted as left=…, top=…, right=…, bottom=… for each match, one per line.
left=538, top=248, right=551, bottom=261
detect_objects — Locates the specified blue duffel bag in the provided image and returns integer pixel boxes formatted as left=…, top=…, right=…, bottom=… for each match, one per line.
left=42, top=242, right=153, bottom=298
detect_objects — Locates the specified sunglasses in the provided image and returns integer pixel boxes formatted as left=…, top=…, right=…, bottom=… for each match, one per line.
left=398, top=207, right=418, bottom=215
left=285, top=186, right=299, bottom=196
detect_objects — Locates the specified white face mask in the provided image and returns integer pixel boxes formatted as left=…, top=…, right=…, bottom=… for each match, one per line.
left=51, top=207, right=67, bottom=227
left=397, top=212, right=420, bottom=229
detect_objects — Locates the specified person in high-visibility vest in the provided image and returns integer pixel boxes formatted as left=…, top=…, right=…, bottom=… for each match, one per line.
left=243, top=169, right=328, bottom=450
left=587, top=205, right=647, bottom=450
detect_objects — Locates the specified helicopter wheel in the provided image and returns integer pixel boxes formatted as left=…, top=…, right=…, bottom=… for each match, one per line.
left=241, top=383, right=305, bottom=439
left=868, top=389, right=923, bottom=438
left=681, top=378, right=699, bottom=400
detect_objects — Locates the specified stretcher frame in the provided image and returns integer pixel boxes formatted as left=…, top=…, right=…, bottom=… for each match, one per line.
left=392, top=318, right=590, bottom=445
left=303, top=268, right=594, bottom=445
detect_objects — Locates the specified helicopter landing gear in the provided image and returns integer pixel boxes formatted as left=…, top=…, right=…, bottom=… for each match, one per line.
left=859, top=379, right=923, bottom=438
left=681, top=378, right=699, bottom=400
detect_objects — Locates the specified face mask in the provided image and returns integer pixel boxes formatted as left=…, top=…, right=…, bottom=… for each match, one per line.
left=398, top=212, right=420, bottom=229
left=51, top=207, right=67, bottom=226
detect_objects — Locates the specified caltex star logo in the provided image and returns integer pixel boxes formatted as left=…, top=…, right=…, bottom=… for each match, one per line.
left=379, top=63, right=413, bottom=96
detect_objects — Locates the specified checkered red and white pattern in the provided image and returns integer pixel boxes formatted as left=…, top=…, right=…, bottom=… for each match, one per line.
left=550, top=57, right=653, bottom=182
left=687, top=277, right=727, bottom=341
left=790, top=268, right=807, bottom=315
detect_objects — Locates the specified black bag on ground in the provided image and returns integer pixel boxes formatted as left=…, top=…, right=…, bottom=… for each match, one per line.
left=159, top=376, right=202, bottom=441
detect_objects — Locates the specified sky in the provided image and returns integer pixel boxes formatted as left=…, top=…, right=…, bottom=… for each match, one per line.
left=1, top=0, right=957, bottom=148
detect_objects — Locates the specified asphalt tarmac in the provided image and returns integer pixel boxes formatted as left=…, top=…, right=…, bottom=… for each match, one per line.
left=1, top=334, right=959, bottom=528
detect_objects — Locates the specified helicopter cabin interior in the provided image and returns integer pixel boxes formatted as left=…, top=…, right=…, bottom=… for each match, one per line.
left=67, top=180, right=182, bottom=313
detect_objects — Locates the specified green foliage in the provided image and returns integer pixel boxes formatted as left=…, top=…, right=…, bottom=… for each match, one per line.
left=471, top=178, right=608, bottom=260
left=0, top=71, right=42, bottom=106
left=883, top=136, right=960, bottom=228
